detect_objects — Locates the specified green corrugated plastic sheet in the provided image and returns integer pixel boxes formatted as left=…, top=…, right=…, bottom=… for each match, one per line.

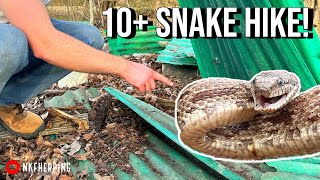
left=157, top=38, right=198, bottom=66
left=68, top=150, right=97, bottom=180
left=67, top=132, right=218, bottom=180
left=108, top=26, right=170, bottom=55
left=0, top=127, right=220, bottom=179
left=178, top=0, right=320, bottom=91
left=44, top=88, right=101, bottom=110
left=105, top=88, right=245, bottom=179
left=105, top=88, right=320, bottom=179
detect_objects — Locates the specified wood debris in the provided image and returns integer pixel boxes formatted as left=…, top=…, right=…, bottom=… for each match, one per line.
left=48, top=108, right=89, bottom=130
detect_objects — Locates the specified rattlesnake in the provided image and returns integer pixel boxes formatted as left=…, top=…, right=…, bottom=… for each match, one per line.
left=175, top=70, right=320, bottom=162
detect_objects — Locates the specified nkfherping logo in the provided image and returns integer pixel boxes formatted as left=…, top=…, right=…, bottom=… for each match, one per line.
left=5, top=160, right=71, bottom=175
left=5, top=160, right=20, bottom=175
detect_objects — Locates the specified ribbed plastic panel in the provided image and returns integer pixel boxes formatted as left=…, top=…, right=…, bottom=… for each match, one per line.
left=178, top=0, right=320, bottom=91
left=44, top=88, right=101, bottom=110
left=108, top=26, right=170, bottom=55
left=106, top=88, right=243, bottom=179
left=112, top=131, right=220, bottom=180
left=106, top=88, right=320, bottom=179
left=69, top=130, right=220, bottom=180
left=157, top=38, right=197, bottom=66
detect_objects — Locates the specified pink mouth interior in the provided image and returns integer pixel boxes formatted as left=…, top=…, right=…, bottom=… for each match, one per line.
left=257, top=94, right=287, bottom=108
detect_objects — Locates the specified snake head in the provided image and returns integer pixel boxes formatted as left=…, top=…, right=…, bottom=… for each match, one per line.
left=251, top=70, right=301, bottom=114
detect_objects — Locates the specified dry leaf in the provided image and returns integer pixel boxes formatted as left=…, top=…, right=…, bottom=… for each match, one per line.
left=52, top=164, right=61, bottom=180
left=38, top=154, right=47, bottom=162
left=60, top=144, right=70, bottom=153
left=46, top=157, right=53, bottom=164
left=82, top=133, right=93, bottom=141
left=59, top=174, right=74, bottom=180
left=74, top=153, right=87, bottom=161
left=36, top=136, right=44, bottom=146
left=77, top=170, right=88, bottom=179
left=118, top=134, right=125, bottom=139
left=46, top=121, right=53, bottom=129
left=43, top=175, right=52, bottom=180
left=44, top=141, right=54, bottom=147
left=53, top=148, right=62, bottom=154
left=158, top=41, right=169, bottom=47
left=67, top=141, right=81, bottom=156
left=84, top=143, right=92, bottom=152
left=23, top=150, right=35, bottom=162
left=134, top=151, right=143, bottom=155
left=93, top=173, right=114, bottom=180
left=35, top=175, right=44, bottom=180
left=106, top=123, right=116, bottom=129
left=52, top=153, right=64, bottom=160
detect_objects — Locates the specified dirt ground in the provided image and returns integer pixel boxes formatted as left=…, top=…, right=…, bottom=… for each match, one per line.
left=0, top=54, right=199, bottom=179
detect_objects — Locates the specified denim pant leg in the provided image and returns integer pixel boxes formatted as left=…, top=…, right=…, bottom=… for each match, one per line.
left=0, top=24, right=29, bottom=96
left=0, top=19, right=104, bottom=105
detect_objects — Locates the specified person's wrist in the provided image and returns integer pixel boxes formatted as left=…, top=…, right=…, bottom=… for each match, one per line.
left=115, top=56, right=129, bottom=78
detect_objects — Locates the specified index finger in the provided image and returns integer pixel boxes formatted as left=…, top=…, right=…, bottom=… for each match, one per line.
left=153, top=72, right=174, bottom=86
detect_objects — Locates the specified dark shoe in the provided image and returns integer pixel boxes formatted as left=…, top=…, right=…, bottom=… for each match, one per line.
left=0, top=105, right=45, bottom=139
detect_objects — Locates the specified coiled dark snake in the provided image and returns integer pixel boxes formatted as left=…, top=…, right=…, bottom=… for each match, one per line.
left=175, top=70, right=320, bottom=162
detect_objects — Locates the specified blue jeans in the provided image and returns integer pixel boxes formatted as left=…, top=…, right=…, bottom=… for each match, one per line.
left=0, top=19, right=104, bottom=105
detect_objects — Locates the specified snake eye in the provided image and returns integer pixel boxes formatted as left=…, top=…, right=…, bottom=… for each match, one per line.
left=252, top=79, right=256, bottom=84
left=277, top=78, right=283, bottom=86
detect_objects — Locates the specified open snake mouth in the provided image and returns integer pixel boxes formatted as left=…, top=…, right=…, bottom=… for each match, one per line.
left=256, top=93, right=288, bottom=109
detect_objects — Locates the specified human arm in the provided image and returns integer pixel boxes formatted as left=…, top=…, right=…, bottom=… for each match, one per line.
left=0, top=0, right=173, bottom=92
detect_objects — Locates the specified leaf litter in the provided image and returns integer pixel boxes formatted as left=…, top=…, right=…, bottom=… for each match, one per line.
left=0, top=54, right=199, bottom=179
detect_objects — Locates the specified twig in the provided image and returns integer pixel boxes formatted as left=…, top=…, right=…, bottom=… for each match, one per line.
left=43, top=90, right=67, bottom=96
left=48, top=108, right=89, bottom=131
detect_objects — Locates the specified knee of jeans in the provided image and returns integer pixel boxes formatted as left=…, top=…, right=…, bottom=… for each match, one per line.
left=0, top=26, right=28, bottom=74
left=79, top=25, right=105, bottom=50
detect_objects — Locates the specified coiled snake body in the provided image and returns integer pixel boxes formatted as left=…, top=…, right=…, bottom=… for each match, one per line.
left=176, top=70, right=320, bottom=161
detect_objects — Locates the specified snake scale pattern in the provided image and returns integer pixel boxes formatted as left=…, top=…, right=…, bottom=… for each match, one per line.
left=176, top=70, right=320, bottom=161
